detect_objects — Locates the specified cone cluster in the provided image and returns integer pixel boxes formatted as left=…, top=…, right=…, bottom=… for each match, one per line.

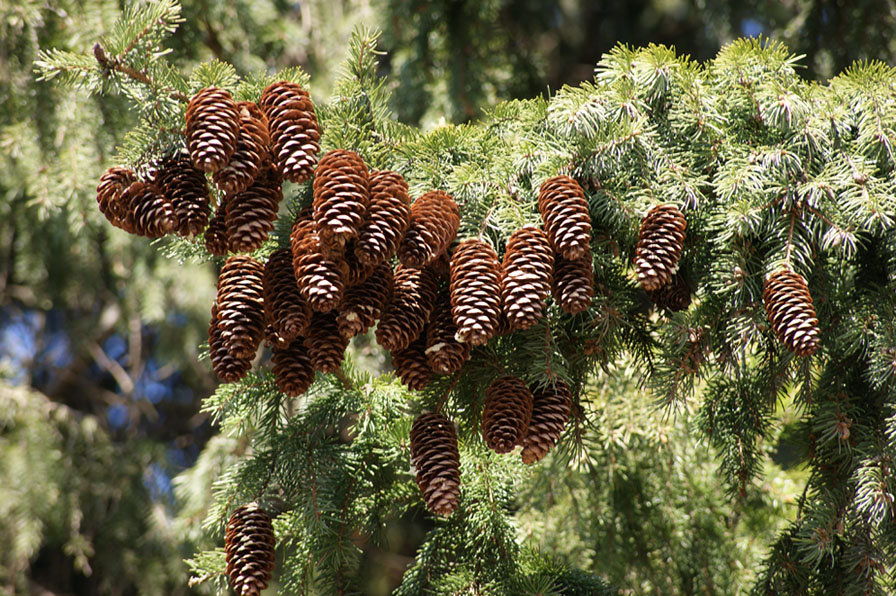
left=763, top=269, right=820, bottom=357
left=410, top=412, right=461, bottom=516
left=225, top=503, right=276, bottom=596
left=635, top=204, right=687, bottom=291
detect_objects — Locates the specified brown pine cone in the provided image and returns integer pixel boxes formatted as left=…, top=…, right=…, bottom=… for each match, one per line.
left=392, top=334, right=433, bottom=391
left=521, top=379, right=571, bottom=464
left=538, top=175, right=592, bottom=260
left=481, top=375, right=534, bottom=454
left=449, top=239, right=503, bottom=346
left=425, top=291, right=470, bottom=374
left=398, top=190, right=460, bottom=268
left=337, top=262, right=394, bottom=339
left=356, top=170, right=412, bottom=265
left=428, top=241, right=457, bottom=281
left=123, top=181, right=178, bottom=238
left=208, top=304, right=253, bottom=383
left=96, top=167, right=136, bottom=230
left=342, top=241, right=376, bottom=287
left=158, top=155, right=212, bottom=237
left=214, top=101, right=270, bottom=196
left=263, top=248, right=311, bottom=343
left=501, top=225, right=554, bottom=331
left=375, top=265, right=439, bottom=352
left=272, top=338, right=315, bottom=397
left=551, top=252, right=594, bottom=314
left=763, top=269, right=820, bottom=357
left=214, top=255, right=266, bottom=360
left=185, top=86, right=240, bottom=173
left=409, top=412, right=461, bottom=516
left=259, top=81, right=320, bottom=183
left=204, top=200, right=230, bottom=256
left=303, top=311, right=348, bottom=373
left=647, top=271, right=691, bottom=312
left=312, top=150, right=370, bottom=253
left=226, top=165, right=283, bottom=253
left=290, top=216, right=346, bottom=312
left=634, top=204, right=687, bottom=291
left=225, top=503, right=276, bottom=596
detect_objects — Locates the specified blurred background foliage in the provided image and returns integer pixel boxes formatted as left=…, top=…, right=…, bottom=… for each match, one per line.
left=0, top=0, right=892, bottom=594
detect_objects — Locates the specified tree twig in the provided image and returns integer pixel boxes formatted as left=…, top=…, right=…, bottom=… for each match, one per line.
left=94, top=43, right=189, bottom=103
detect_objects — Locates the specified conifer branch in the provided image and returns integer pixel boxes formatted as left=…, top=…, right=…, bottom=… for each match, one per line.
left=93, top=42, right=189, bottom=103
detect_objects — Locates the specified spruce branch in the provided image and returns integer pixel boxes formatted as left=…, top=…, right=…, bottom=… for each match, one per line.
left=93, top=42, right=189, bottom=103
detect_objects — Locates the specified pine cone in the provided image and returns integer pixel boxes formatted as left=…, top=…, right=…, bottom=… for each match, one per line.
left=375, top=266, right=439, bottom=352
left=398, top=190, right=460, bottom=268
left=225, top=503, right=276, bottom=596
left=272, top=338, right=315, bottom=397
left=204, top=200, right=230, bottom=256
left=342, top=241, right=376, bottom=287
left=521, top=379, right=571, bottom=464
left=96, top=167, right=136, bottom=230
left=259, top=81, right=320, bottom=183
left=226, top=165, right=283, bottom=253
left=185, top=86, right=240, bottom=173
left=312, top=150, right=370, bottom=253
left=482, top=375, right=534, bottom=454
left=425, top=291, right=470, bottom=374
left=551, top=252, right=594, bottom=314
left=501, top=225, right=554, bottom=331
left=538, top=175, right=592, bottom=260
left=208, top=304, right=253, bottom=383
left=392, top=334, right=433, bottom=391
left=214, top=255, right=266, bottom=360
left=291, top=216, right=346, bottom=312
left=449, top=239, right=502, bottom=346
left=409, top=412, right=461, bottom=516
left=303, top=311, right=348, bottom=373
left=158, top=155, right=212, bottom=237
left=356, top=170, right=411, bottom=265
left=634, top=204, right=687, bottom=291
left=264, top=248, right=311, bottom=343
left=214, top=101, right=270, bottom=195
left=123, top=181, right=178, bottom=238
left=647, top=271, right=691, bottom=312
left=763, top=269, right=820, bottom=357
left=337, top=262, right=393, bottom=339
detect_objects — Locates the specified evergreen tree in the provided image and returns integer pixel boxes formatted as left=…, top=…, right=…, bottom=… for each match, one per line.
left=31, top=1, right=896, bottom=595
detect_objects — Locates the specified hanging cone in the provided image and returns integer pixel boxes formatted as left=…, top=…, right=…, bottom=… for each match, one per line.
left=185, top=86, right=240, bottom=173
left=501, top=225, right=554, bottom=331
left=538, top=175, right=592, bottom=260
left=551, top=252, right=594, bottom=314
left=208, top=304, right=253, bottom=383
left=312, top=150, right=370, bottom=254
left=214, top=255, right=266, bottom=360
left=375, top=265, right=439, bottom=352
left=342, top=241, right=376, bottom=288
left=204, top=199, right=230, bottom=256
left=356, top=170, right=411, bottom=266
left=259, top=80, right=320, bottom=183
left=647, top=271, right=691, bottom=312
left=158, top=155, right=212, bottom=237
left=123, top=181, right=178, bottom=238
left=425, top=291, right=470, bottom=374
left=225, top=503, right=277, bottom=596
left=303, top=311, right=348, bottom=373
left=521, top=379, right=571, bottom=464
left=634, top=204, right=687, bottom=291
left=481, top=375, right=534, bottom=454
left=409, top=412, right=461, bottom=516
left=263, top=248, right=311, bottom=343
left=214, top=101, right=270, bottom=196
left=449, top=238, right=502, bottom=346
left=398, top=190, right=460, bottom=268
left=226, top=165, right=283, bottom=253
left=271, top=338, right=315, bottom=397
left=392, top=334, right=433, bottom=391
left=763, top=269, right=820, bottom=357
left=291, top=216, right=346, bottom=312
left=337, top=262, right=394, bottom=339
left=428, top=241, right=457, bottom=281
left=96, top=167, right=136, bottom=231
